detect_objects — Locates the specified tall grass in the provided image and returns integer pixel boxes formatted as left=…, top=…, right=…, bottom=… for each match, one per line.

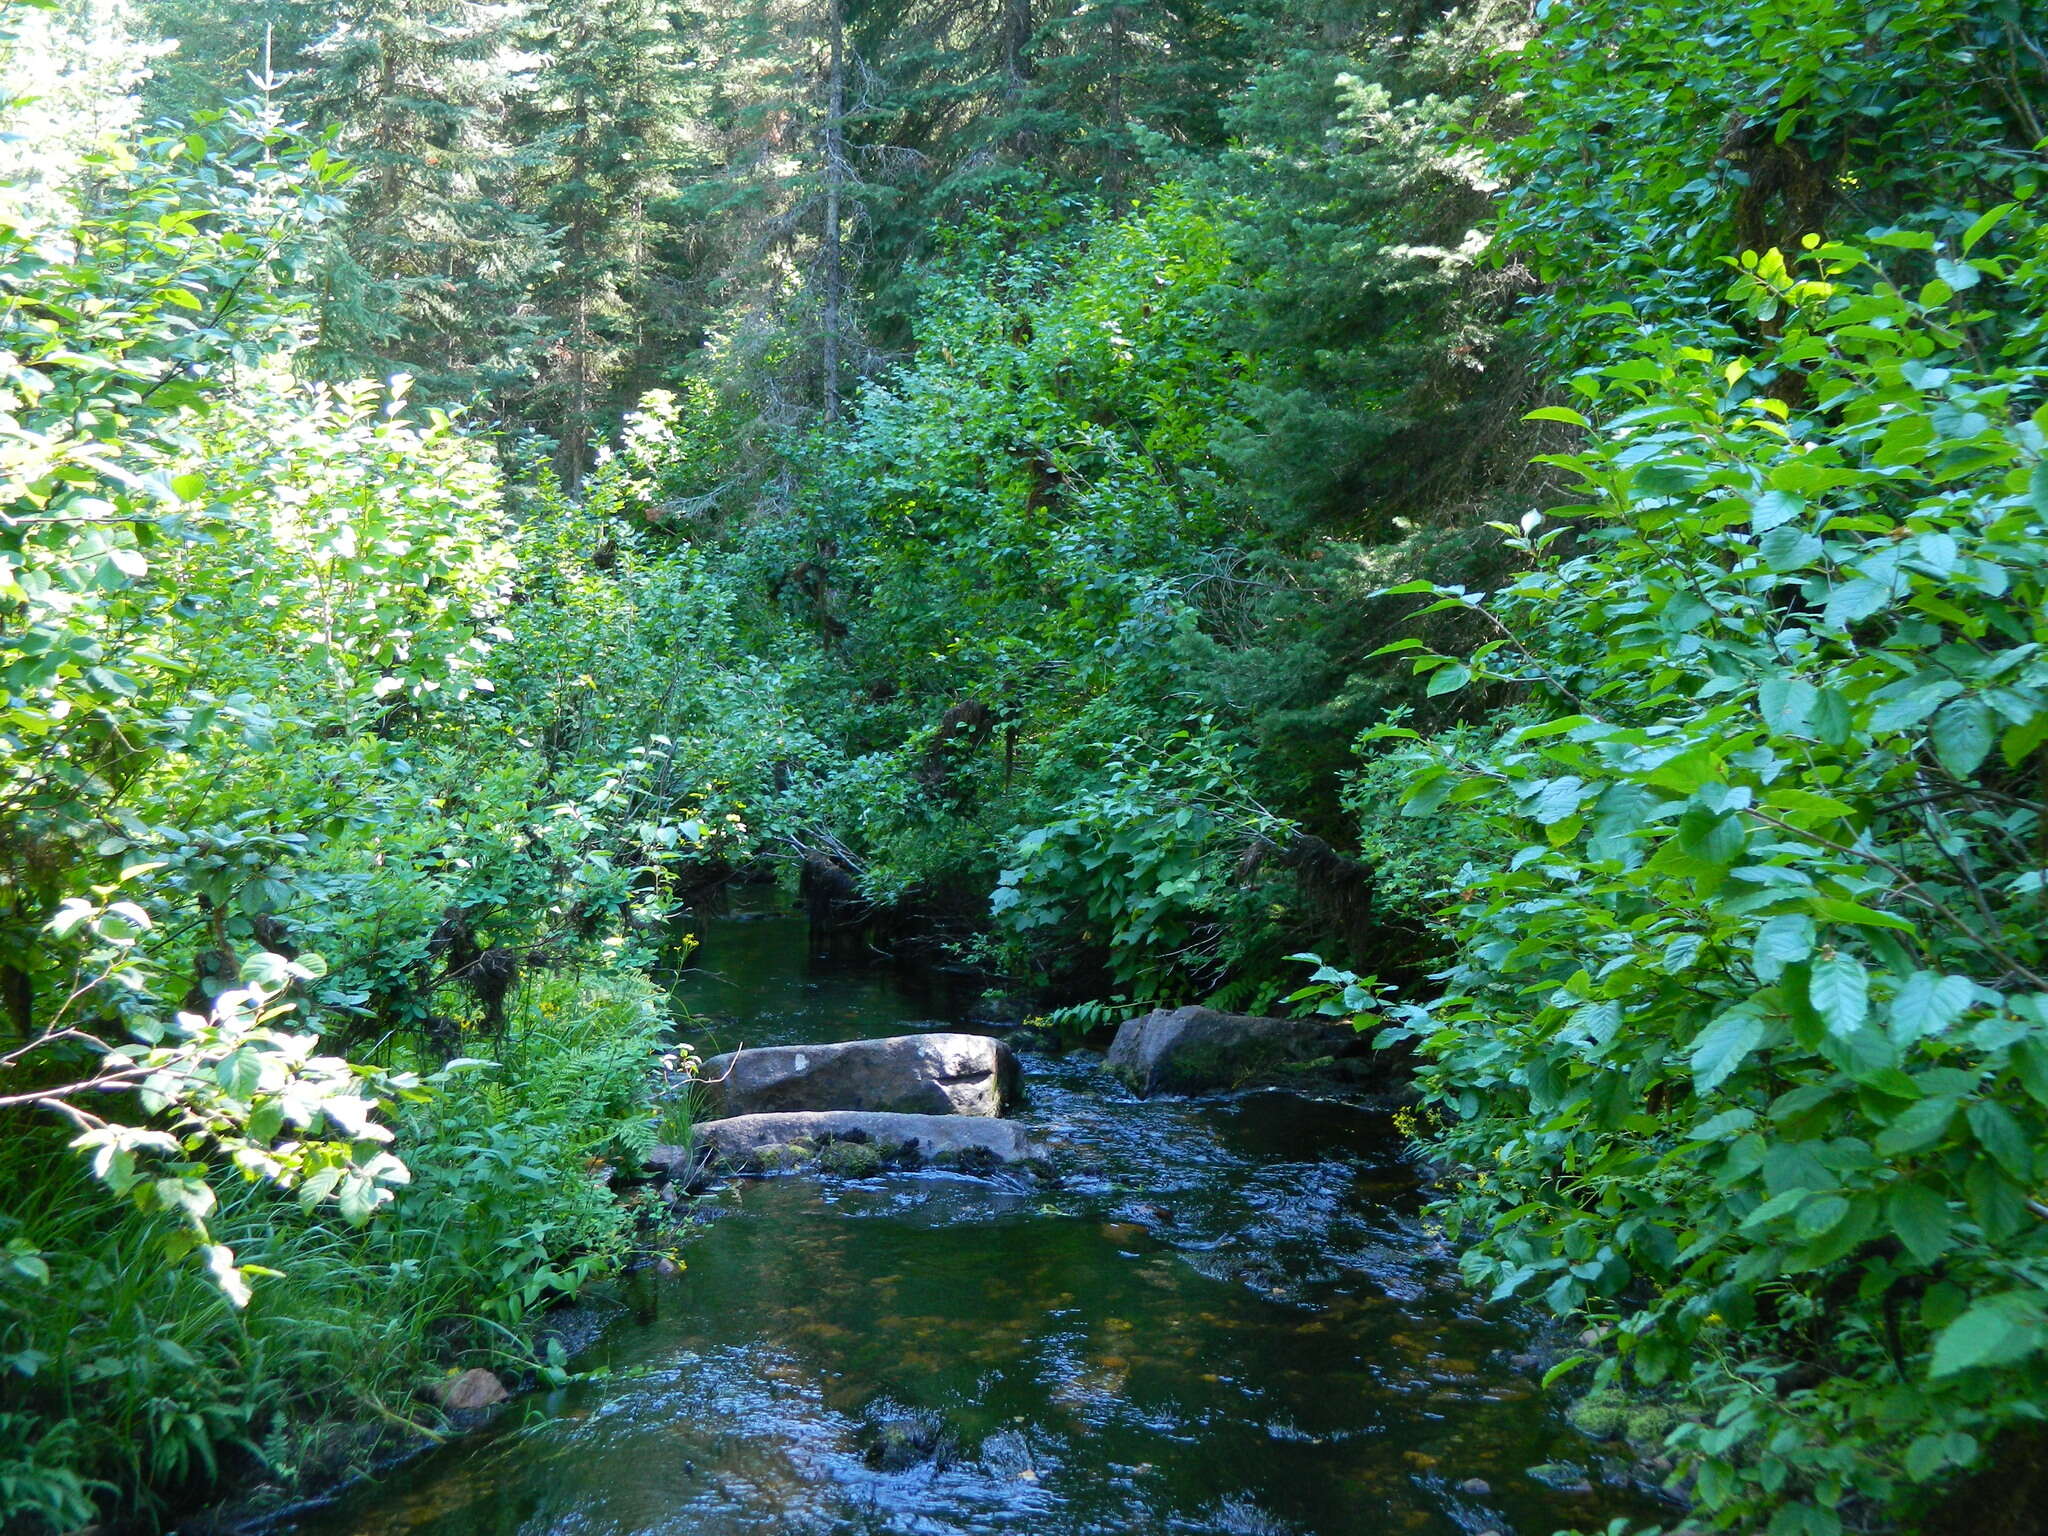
left=654, top=1079, right=710, bottom=1147
left=0, top=967, right=675, bottom=1531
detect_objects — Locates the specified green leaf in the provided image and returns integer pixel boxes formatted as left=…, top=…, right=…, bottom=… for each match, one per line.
left=1749, top=491, right=1804, bottom=533
left=1807, top=897, right=1915, bottom=934
left=1967, top=1100, right=2034, bottom=1182
left=1871, top=682, right=1961, bottom=733
left=1541, top=1353, right=1592, bottom=1387
left=1751, top=914, right=1814, bottom=983
left=1794, top=1192, right=1850, bottom=1241
left=1691, top=1006, right=1767, bottom=1093
left=1968, top=1161, right=2029, bottom=1241
left=1811, top=689, right=1851, bottom=746
left=1788, top=1193, right=1879, bottom=1269
left=1962, top=202, right=2016, bottom=253
left=1934, top=257, right=1981, bottom=292
left=1766, top=787, right=1858, bottom=820
left=1529, top=776, right=1587, bottom=825
left=2001, top=711, right=2048, bottom=768
left=1931, top=699, right=1994, bottom=777
left=1760, top=524, right=1823, bottom=572
left=1889, top=972, right=1975, bottom=1044
left=1675, top=805, right=1743, bottom=864
left=1875, top=1096, right=1959, bottom=1156
left=1524, top=405, right=1591, bottom=427
left=1424, top=663, right=1472, bottom=698
left=1887, top=1183, right=1952, bottom=1265
left=1757, top=676, right=1816, bottom=734
left=1929, top=1292, right=2048, bottom=1378
left=1741, top=1186, right=1813, bottom=1231
left=1904, top=1434, right=1941, bottom=1482
left=1822, top=578, right=1890, bottom=629
left=1691, top=1107, right=1756, bottom=1141
left=1807, top=954, right=1870, bottom=1038
left=1402, top=770, right=1455, bottom=818
left=2013, top=1037, right=2048, bottom=1108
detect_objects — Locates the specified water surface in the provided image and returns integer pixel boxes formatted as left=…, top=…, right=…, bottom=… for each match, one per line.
left=286, top=903, right=1659, bottom=1536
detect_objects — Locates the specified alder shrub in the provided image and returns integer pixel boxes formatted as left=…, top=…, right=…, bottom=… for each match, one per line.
left=1371, top=225, right=2048, bottom=1531
left=1492, top=0, right=2039, bottom=371
left=991, top=725, right=1293, bottom=1004
left=0, top=83, right=728, bottom=1529
left=0, top=91, right=425, bottom=1299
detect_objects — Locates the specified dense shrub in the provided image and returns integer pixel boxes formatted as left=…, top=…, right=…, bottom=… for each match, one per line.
left=991, top=726, right=1292, bottom=1004
left=1372, top=225, right=2048, bottom=1530
left=1493, top=0, right=2044, bottom=367
left=0, top=69, right=749, bottom=1533
left=0, top=968, right=671, bottom=1528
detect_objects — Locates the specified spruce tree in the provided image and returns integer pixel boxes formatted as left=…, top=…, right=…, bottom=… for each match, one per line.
left=1025, top=0, right=1241, bottom=208
left=516, top=0, right=699, bottom=478
left=675, top=0, right=873, bottom=439
left=298, top=0, right=552, bottom=401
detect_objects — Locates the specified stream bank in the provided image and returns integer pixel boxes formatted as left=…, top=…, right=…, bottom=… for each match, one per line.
left=276, top=898, right=1666, bottom=1536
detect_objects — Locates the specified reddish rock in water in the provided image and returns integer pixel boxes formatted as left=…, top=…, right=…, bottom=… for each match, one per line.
left=433, top=1368, right=509, bottom=1411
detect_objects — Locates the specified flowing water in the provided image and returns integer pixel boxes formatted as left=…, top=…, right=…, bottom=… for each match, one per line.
left=282, top=902, right=1663, bottom=1536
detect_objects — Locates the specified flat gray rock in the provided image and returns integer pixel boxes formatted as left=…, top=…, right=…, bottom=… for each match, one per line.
left=699, top=1032, right=1019, bottom=1118
left=1105, top=1006, right=1363, bottom=1096
left=653, top=1110, right=1041, bottom=1172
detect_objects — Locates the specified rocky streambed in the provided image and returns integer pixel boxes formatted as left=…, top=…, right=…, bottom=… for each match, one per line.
left=279, top=900, right=1666, bottom=1536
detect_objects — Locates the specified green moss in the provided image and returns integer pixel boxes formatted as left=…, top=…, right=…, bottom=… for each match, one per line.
left=1566, top=1390, right=1677, bottom=1451
left=748, top=1142, right=805, bottom=1172
left=1567, top=1392, right=1630, bottom=1440
left=1624, top=1405, right=1676, bottom=1445
left=1278, top=1054, right=1337, bottom=1076
left=817, top=1140, right=882, bottom=1177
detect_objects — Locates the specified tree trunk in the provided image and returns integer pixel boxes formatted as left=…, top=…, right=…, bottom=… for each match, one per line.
left=563, top=78, right=594, bottom=485
left=1002, top=0, right=1032, bottom=99
left=1106, top=3, right=1128, bottom=214
left=820, top=0, right=848, bottom=424
left=1000, top=0, right=1034, bottom=156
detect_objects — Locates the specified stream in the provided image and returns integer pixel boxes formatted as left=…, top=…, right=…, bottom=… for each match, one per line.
left=282, top=900, right=1663, bottom=1536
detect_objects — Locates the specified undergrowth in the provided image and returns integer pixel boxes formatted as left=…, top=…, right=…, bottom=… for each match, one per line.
left=0, top=967, right=673, bottom=1530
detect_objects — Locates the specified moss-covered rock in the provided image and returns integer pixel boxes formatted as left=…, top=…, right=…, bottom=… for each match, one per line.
left=747, top=1142, right=806, bottom=1172
left=1567, top=1391, right=1630, bottom=1440
left=1624, top=1404, right=1676, bottom=1444
left=1104, top=1007, right=1369, bottom=1096
left=817, top=1139, right=882, bottom=1177
left=857, top=1404, right=957, bottom=1471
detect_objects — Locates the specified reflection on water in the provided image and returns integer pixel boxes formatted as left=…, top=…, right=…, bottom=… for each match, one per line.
left=284, top=903, right=1660, bottom=1536
left=666, top=902, right=982, bottom=1054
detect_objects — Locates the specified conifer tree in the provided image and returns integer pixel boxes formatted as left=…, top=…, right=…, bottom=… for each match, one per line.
left=516, top=0, right=699, bottom=478
left=1026, top=0, right=1240, bottom=208
left=298, top=0, right=551, bottom=399
left=676, top=0, right=873, bottom=440
left=137, top=0, right=306, bottom=123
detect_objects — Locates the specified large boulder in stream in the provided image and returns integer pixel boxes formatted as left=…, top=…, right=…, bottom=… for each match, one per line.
left=698, top=1033, right=1020, bottom=1118
left=1105, top=1006, right=1366, bottom=1096
left=652, top=1110, right=1043, bottom=1177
